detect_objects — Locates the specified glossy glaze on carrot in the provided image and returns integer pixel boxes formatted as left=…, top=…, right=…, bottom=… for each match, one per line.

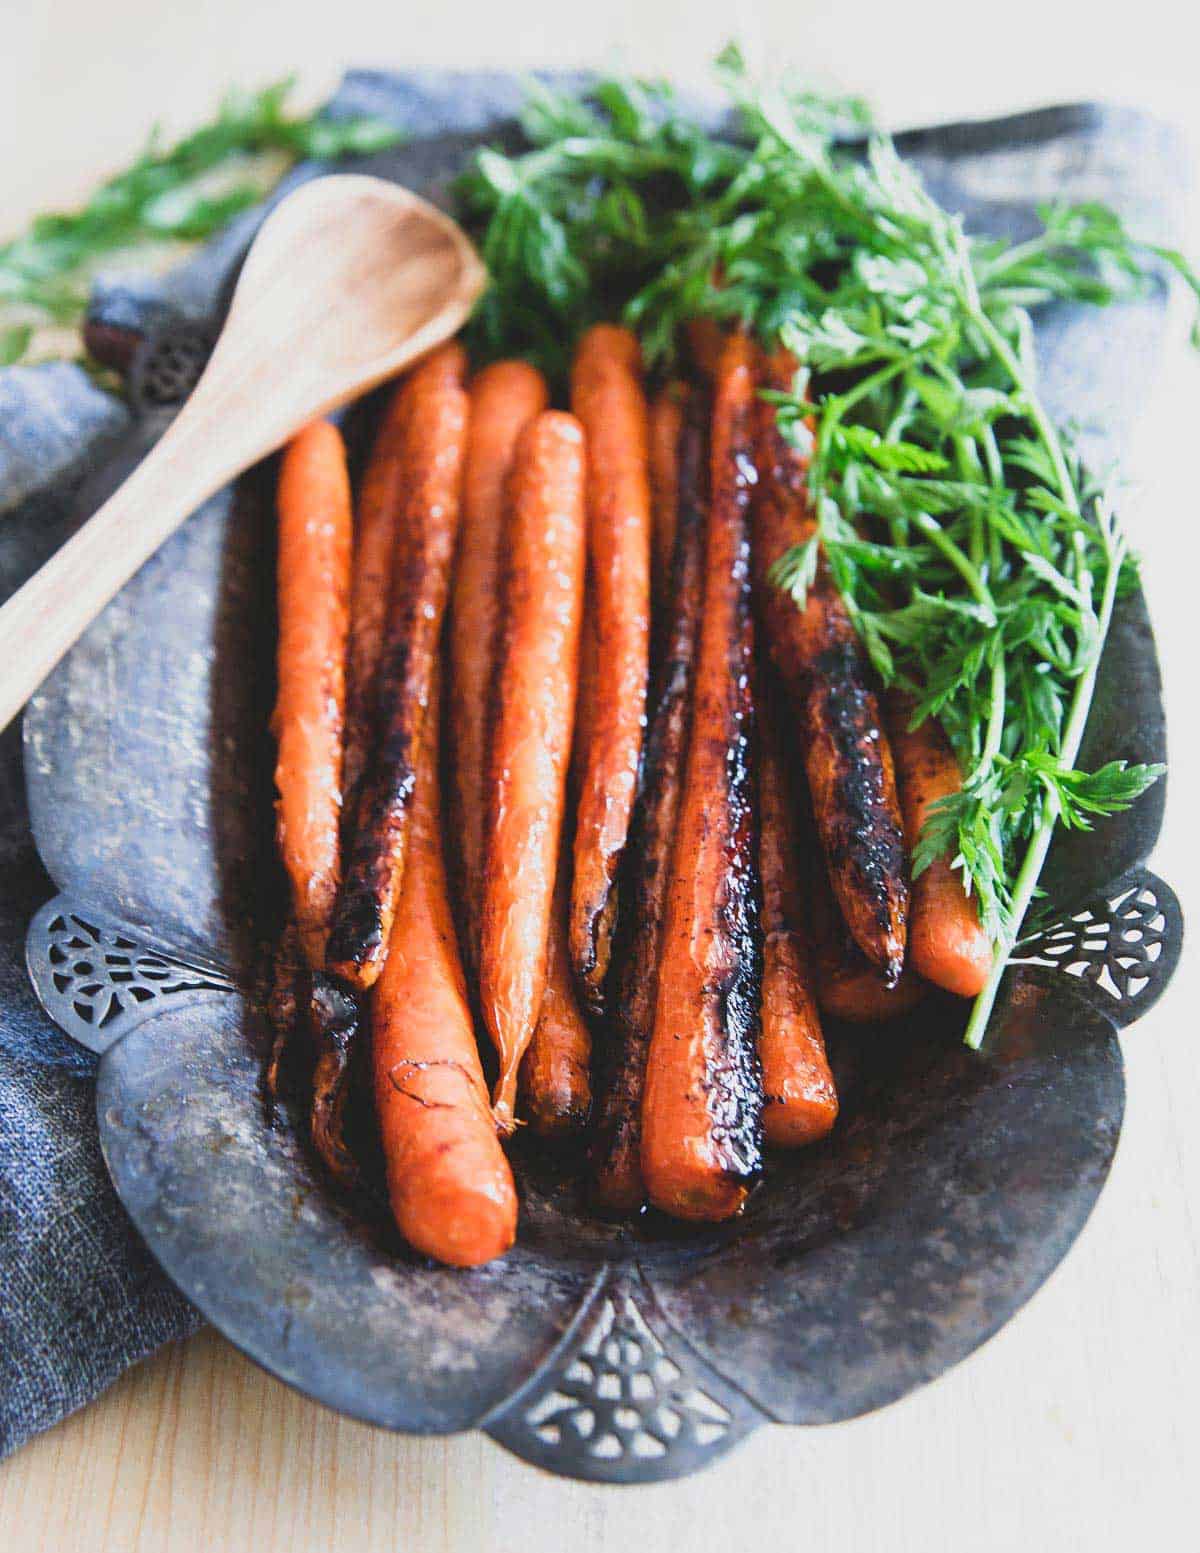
left=568, top=325, right=652, bottom=1012
left=372, top=684, right=518, bottom=1268
left=757, top=716, right=838, bottom=1147
left=519, top=855, right=592, bottom=1138
left=327, top=345, right=469, bottom=990
left=649, top=381, right=687, bottom=618
left=591, top=387, right=708, bottom=1216
left=752, top=349, right=908, bottom=984
left=887, top=693, right=992, bottom=997
left=342, top=382, right=406, bottom=804
left=448, top=360, right=550, bottom=963
left=273, top=419, right=353, bottom=970
left=640, top=336, right=764, bottom=1223
left=480, top=411, right=587, bottom=1130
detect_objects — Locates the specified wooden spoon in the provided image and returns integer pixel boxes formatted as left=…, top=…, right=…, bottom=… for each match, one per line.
left=0, top=173, right=485, bottom=731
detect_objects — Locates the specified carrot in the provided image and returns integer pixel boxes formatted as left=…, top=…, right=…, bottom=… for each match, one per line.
left=265, top=919, right=304, bottom=1111
left=327, top=345, right=469, bottom=990
left=640, top=335, right=764, bottom=1223
left=887, top=694, right=992, bottom=997
left=649, top=382, right=687, bottom=618
left=372, top=680, right=518, bottom=1268
left=273, top=419, right=353, bottom=970
left=808, top=839, right=927, bottom=1022
left=686, top=317, right=726, bottom=379
left=448, top=360, right=550, bottom=963
left=308, top=973, right=361, bottom=1187
left=757, top=716, right=838, bottom=1147
left=591, top=386, right=708, bottom=1216
left=519, top=856, right=592, bottom=1138
left=342, top=384, right=407, bottom=803
left=752, top=349, right=908, bottom=984
left=480, top=411, right=587, bottom=1130
left=568, top=325, right=652, bottom=1012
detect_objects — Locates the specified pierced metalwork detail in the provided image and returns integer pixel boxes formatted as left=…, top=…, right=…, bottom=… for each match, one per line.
left=1011, top=867, right=1183, bottom=1027
left=486, top=1272, right=764, bottom=1482
left=26, top=895, right=234, bottom=1055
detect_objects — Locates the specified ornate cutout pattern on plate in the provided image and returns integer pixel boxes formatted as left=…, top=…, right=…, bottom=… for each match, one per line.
left=485, top=1270, right=765, bottom=1483
left=26, top=894, right=235, bottom=1055
left=1010, top=866, right=1182, bottom=1027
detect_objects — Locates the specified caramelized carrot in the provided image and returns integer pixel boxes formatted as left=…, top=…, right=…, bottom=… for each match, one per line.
left=480, top=412, right=587, bottom=1130
left=686, top=317, right=726, bottom=379
left=327, top=345, right=469, bottom=990
left=568, top=325, right=652, bottom=1011
left=373, top=683, right=518, bottom=1268
left=342, top=384, right=407, bottom=803
left=753, top=349, right=908, bottom=983
left=592, top=387, right=708, bottom=1216
left=265, top=919, right=304, bottom=1110
left=640, top=336, right=764, bottom=1223
left=809, top=840, right=927, bottom=1022
left=308, top=974, right=361, bottom=1187
left=887, top=694, right=992, bottom=997
left=758, top=718, right=838, bottom=1147
left=273, top=419, right=353, bottom=969
left=519, top=857, right=592, bottom=1138
left=649, top=382, right=687, bottom=617
left=448, top=360, right=550, bottom=962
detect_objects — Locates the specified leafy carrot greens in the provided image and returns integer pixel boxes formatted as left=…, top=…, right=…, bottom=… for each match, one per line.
left=458, top=49, right=1190, bottom=1045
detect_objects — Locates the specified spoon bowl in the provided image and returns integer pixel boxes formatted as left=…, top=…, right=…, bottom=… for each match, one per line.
left=0, top=174, right=485, bottom=731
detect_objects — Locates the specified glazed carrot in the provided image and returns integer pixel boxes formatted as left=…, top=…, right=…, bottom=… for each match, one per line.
left=273, top=419, right=353, bottom=970
left=327, top=345, right=469, bottom=990
left=448, top=360, right=549, bottom=963
left=480, top=411, right=587, bottom=1130
left=686, top=317, right=726, bottom=379
left=592, top=387, right=708, bottom=1216
left=568, top=325, right=652, bottom=1012
left=640, top=336, right=764, bottom=1223
left=342, top=384, right=407, bottom=803
left=808, top=841, right=927, bottom=1022
left=265, top=919, right=304, bottom=1110
left=752, top=349, right=908, bottom=984
left=649, top=382, right=687, bottom=617
left=758, top=717, right=838, bottom=1147
left=519, top=857, right=592, bottom=1138
left=373, top=683, right=518, bottom=1268
left=887, top=694, right=992, bottom=997
left=308, top=973, right=361, bottom=1187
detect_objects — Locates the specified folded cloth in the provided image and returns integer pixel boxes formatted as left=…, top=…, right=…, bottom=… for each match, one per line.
left=0, top=70, right=1190, bottom=1461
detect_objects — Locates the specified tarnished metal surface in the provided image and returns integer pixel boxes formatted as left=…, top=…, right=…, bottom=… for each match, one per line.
left=20, top=91, right=1187, bottom=1481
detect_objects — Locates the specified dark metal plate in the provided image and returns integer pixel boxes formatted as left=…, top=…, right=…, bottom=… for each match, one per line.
left=20, top=83, right=1187, bottom=1482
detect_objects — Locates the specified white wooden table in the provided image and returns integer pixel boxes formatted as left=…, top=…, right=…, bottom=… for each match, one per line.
left=1, top=4, right=1197, bottom=1548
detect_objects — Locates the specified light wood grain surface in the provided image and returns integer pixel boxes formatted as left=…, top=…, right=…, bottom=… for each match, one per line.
left=2, top=4, right=1198, bottom=1550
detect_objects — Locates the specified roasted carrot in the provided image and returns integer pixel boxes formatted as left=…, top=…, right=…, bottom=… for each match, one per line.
left=568, top=325, right=652, bottom=1012
left=308, top=973, right=361, bottom=1187
left=757, top=716, right=838, bottom=1147
left=265, top=919, right=304, bottom=1111
left=887, top=694, right=992, bottom=997
left=640, top=335, right=764, bottom=1223
left=342, top=385, right=407, bottom=803
left=273, top=419, right=353, bottom=970
left=372, top=681, right=518, bottom=1268
left=752, top=349, right=908, bottom=983
left=327, top=345, right=469, bottom=990
left=649, top=381, right=687, bottom=618
left=519, top=856, right=592, bottom=1138
left=592, top=386, right=709, bottom=1216
left=808, top=840, right=927, bottom=1022
left=686, top=317, right=726, bottom=379
left=448, top=360, right=550, bottom=963
left=480, top=411, right=587, bottom=1130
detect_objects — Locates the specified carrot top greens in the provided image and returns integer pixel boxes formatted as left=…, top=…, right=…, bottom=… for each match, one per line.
left=0, top=80, right=402, bottom=368
left=458, top=46, right=1192, bottom=1045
